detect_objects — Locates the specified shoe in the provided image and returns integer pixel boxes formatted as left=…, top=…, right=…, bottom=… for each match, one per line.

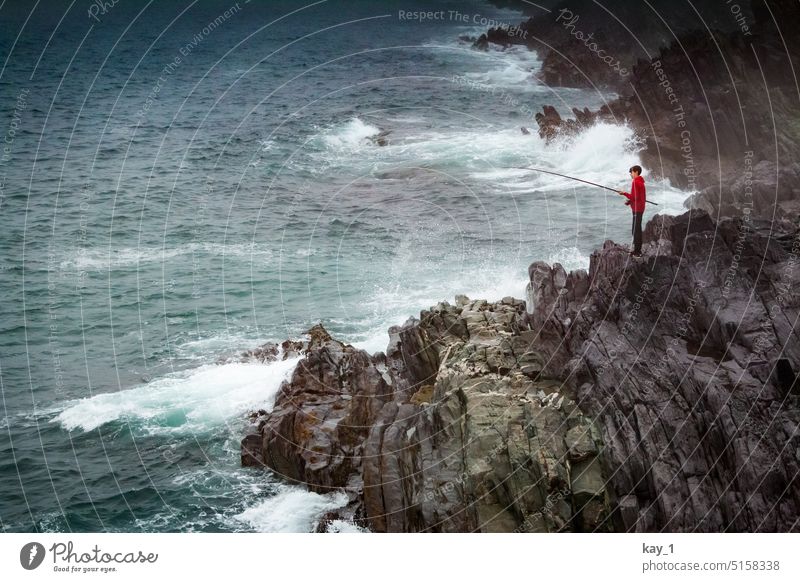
left=631, top=252, right=642, bottom=258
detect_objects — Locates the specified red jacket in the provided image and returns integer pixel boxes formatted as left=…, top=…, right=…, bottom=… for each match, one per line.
left=624, top=175, right=646, bottom=213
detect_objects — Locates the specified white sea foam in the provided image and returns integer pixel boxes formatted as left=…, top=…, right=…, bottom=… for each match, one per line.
left=320, top=117, right=381, bottom=150
left=171, top=331, right=276, bottom=361
left=53, top=356, right=300, bottom=434
left=350, top=327, right=398, bottom=355
left=60, top=242, right=273, bottom=271
left=233, top=488, right=351, bottom=533
left=547, top=246, right=592, bottom=272
left=309, top=113, right=692, bottom=214
left=325, top=519, right=369, bottom=533
left=461, top=44, right=543, bottom=89
left=344, top=263, right=530, bottom=355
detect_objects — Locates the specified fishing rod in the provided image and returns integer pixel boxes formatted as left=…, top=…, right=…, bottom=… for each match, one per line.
left=510, top=166, right=659, bottom=206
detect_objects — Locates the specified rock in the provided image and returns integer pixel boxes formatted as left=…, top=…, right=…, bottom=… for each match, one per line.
left=242, top=209, right=799, bottom=532
left=239, top=342, right=279, bottom=363
left=241, top=433, right=265, bottom=467
left=565, top=424, right=597, bottom=461
left=526, top=209, right=800, bottom=532
left=243, top=295, right=609, bottom=532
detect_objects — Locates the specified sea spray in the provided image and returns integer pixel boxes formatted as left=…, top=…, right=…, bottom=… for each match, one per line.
left=53, top=357, right=301, bottom=434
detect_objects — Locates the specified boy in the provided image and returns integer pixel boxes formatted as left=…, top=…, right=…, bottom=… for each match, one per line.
left=618, top=165, right=646, bottom=257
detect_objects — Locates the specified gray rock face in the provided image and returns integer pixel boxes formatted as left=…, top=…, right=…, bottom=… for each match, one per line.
left=242, top=209, right=799, bottom=532
left=527, top=209, right=800, bottom=531
left=243, top=302, right=609, bottom=532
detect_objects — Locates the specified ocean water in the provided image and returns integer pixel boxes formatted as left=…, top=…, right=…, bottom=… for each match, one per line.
left=0, top=0, right=691, bottom=532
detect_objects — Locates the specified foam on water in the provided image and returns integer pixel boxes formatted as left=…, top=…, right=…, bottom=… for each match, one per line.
left=461, top=44, right=544, bottom=89
left=307, top=114, right=692, bottom=217
left=308, top=119, right=654, bottom=192
left=320, top=117, right=381, bottom=150
left=325, top=519, right=369, bottom=533
left=171, top=332, right=275, bottom=362
left=547, top=246, right=592, bottom=272
left=52, top=356, right=300, bottom=434
left=59, top=242, right=274, bottom=271
left=233, top=488, right=351, bottom=533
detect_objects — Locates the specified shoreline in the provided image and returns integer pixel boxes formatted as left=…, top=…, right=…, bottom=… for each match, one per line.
left=241, top=208, right=800, bottom=532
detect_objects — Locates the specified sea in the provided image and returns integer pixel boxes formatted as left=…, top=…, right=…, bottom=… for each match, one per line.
left=0, top=0, right=691, bottom=532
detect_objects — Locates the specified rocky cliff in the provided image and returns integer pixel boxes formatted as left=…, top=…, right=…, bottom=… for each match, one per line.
left=242, top=209, right=800, bottom=532
left=477, top=0, right=800, bottom=219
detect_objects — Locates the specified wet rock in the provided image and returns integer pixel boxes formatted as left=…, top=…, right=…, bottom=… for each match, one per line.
left=243, top=295, right=608, bottom=532
left=527, top=209, right=800, bottom=532
left=241, top=433, right=265, bottom=467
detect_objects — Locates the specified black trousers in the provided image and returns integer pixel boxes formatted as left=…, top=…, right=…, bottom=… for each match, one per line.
left=631, top=212, right=643, bottom=253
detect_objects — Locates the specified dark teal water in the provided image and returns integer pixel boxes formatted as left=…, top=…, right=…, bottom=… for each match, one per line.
left=0, top=0, right=690, bottom=532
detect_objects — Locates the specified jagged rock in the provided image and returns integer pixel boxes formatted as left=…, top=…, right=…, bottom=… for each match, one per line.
left=527, top=209, right=800, bottom=532
left=240, top=433, right=265, bottom=467
left=242, top=209, right=799, bottom=532
left=244, top=296, right=610, bottom=532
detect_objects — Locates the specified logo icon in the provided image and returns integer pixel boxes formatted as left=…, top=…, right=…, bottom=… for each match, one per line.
left=20, top=542, right=46, bottom=570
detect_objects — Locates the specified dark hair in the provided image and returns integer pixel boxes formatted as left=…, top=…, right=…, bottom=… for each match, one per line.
left=629, top=165, right=642, bottom=175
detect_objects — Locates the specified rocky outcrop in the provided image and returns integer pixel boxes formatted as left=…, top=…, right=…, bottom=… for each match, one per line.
left=243, top=300, right=610, bottom=532
left=534, top=104, right=604, bottom=142
left=243, top=209, right=800, bottom=531
left=475, top=1, right=754, bottom=91
left=526, top=209, right=800, bottom=531
left=480, top=0, right=800, bottom=219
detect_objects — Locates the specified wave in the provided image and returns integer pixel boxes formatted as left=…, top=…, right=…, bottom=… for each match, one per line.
left=170, top=331, right=277, bottom=362
left=319, top=117, right=381, bottom=150
left=303, top=113, right=691, bottom=213
left=233, top=488, right=353, bottom=533
left=52, top=356, right=300, bottom=435
left=423, top=33, right=544, bottom=92
left=547, top=246, right=592, bottom=272
left=460, top=44, right=543, bottom=90
left=307, top=118, right=643, bottom=188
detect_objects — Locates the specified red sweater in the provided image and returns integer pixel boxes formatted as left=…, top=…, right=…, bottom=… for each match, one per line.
left=624, top=175, right=646, bottom=213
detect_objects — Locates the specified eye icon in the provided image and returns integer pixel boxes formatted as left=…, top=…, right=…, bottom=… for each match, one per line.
left=20, top=542, right=46, bottom=570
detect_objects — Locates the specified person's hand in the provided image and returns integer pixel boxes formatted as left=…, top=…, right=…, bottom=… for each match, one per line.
left=618, top=191, right=628, bottom=196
